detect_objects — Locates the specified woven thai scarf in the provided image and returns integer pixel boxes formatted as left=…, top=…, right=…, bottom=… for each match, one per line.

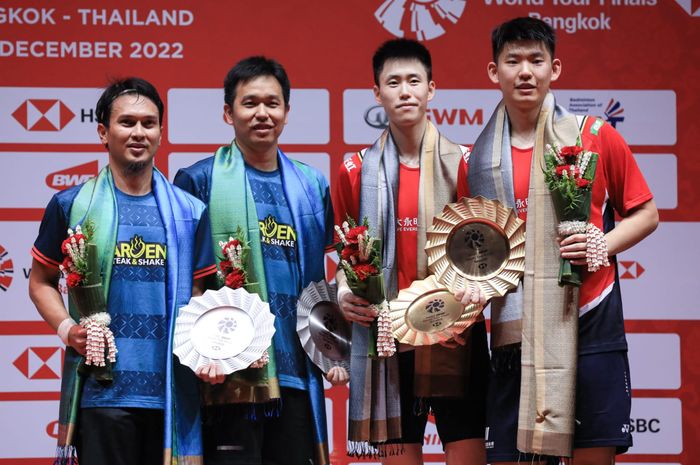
left=349, top=122, right=463, bottom=453
left=469, top=93, right=580, bottom=457
left=56, top=166, right=204, bottom=464
left=206, top=142, right=330, bottom=464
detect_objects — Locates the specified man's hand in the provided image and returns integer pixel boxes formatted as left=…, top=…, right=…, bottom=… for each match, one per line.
left=196, top=363, right=226, bottom=385
left=67, top=325, right=88, bottom=356
left=337, top=286, right=376, bottom=327
left=454, top=282, right=487, bottom=307
left=325, top=366, right=349, bottom=386
left=558, top=233, right=588, bottom=266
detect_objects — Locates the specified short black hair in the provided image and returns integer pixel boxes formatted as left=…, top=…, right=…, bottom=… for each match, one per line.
left=95, top=77, right=164, bottom=127
left=223, top=56, right=290, bottom=107
left=491, top=17, right=556, bottom=62
left=372, top=38, right=432, bottom=85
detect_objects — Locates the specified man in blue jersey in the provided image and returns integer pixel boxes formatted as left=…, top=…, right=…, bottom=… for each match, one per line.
left=174, top=56, right=334, bottom=465
left=29, top=77, right=217, bottom=465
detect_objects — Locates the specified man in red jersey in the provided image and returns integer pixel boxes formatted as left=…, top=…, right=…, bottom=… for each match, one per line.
left=333, top=38, right=489, bottom=465
left=457, top=17, right=658, bottom=465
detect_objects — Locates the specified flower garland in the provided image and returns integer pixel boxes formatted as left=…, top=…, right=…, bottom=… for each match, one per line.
left=335, top=217, right=395, bottom=358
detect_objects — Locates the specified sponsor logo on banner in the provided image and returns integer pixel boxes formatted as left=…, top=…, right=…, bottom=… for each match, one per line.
left=628, top=334, right=681, bottom=390
left=344, top=89, right=500, bottom=145
left=0, top=153, right=108, bottom=208
left=0, top=245, right=14, bottom=292
left=619, top=222, right=698, bottom=320
left=167, top=89, right=329, bottom=144
left=0, top=336, right=63, bottom=391
left=0, top=400, right=59, bottom=457
left=0, top=222, right=60, bottom=321
left=619, top=261, right=645, bottom=279
left=422, top=414, right=442, bottom=454
left=633, top=154, right=677, bottom=210
left=364, top=105, right=388, bottom=129
left=326, top=251, right=338, bottom=283
left=629, top=398, right=682, bottom=455
left=375, top=0, right=466, bottom=41
left=167, top=152, right=330, bottom=183
left=0, top=88, right=103, bottom=143
left=13, top=346, right=63, bottom=379
left=554, top=90, right=676, bottom=145
left=603, top=99, right=625, bottom=128
left=46, top=160, right=98, bottom=190
left=674, top=0, right=700, bottom=16
left=12, top=99, right=75, bottom=131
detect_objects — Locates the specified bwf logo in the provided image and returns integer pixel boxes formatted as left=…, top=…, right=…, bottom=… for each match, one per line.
left=12, top=98, right=75, bottom=131
left=45, top=161, right=99, bottom=190
left=375, top=0, right=466, bottom=41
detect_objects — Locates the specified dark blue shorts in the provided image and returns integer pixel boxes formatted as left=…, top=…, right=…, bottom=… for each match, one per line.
left=486, top=347, right=633, bottom=462
left=387, top=321, right=489, bottom=447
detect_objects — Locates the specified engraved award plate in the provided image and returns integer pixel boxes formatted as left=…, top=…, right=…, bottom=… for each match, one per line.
left=426, top=196, right=526, bottom=299
left=173, top=287, right=276, bottom=375
left=390, top=275, right=482, bottom=346
left=297, top=280, right=351, bottom=374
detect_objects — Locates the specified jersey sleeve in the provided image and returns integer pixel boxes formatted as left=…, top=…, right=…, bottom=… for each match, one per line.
left=598, top=122, right=654, bottom=216
left=192, top=207, right=217, bottom=280
left=31, top=193, right=71, bottom=268
left=456, top=146, right=471, bottom=200
left=331, top=153, right=363, bottom=242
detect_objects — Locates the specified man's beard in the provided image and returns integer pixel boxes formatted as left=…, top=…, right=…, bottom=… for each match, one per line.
left=122, top=160, right=151, bottom=176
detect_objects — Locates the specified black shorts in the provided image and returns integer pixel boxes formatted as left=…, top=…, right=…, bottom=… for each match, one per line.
left=77, top=407, right=164, bottom=465
left=486, top=347, right=633, bottom=463
left=388, top=321, right=489, bottom=447
left=202, top=387, right=316, bottom=465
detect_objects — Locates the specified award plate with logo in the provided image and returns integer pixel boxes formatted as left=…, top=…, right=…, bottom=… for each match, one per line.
left=296, top=280, right=351, bottom=374
left=173, top=287, right=276, bottom=375
left=390, top=275, right=481, bottom=346
left=426, top=196, right=526, bottom=299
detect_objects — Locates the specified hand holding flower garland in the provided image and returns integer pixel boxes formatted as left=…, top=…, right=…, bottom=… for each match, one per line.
left=59, top=223, right=118, bottom=379
left=544, top=143, right=609, bottom=286
left=335, top=217, right=395, bottom=358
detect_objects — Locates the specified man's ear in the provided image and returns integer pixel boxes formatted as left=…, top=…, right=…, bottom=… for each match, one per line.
left=373, top=85, right=381, bottom=104
left=551, top=58, right=562, bottom=82
left=223, top=104, right=234, bottom=125
left=487, top=62, right=499, bottom=85
left=97, top=123, right=108, bottom=148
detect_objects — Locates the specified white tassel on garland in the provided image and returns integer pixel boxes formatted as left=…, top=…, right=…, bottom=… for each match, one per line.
left=80, top=312, right=117, bottom=367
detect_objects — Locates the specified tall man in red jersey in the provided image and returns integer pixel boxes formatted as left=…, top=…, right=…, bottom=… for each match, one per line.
left=458, top=17, right=658, bottom=465
left=334, top=39, right=489, bottom=465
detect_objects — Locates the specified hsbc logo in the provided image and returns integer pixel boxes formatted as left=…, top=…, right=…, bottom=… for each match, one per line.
left=13, top=346, right=63, bottom=380
left=619, top=260, right=645, bottom=279
left=674, top=0, right=700, bottom=16
left=12, top=99, right=75, bottom=131
left=46, top=160, right=98, bottom=190
left=375, top=0, right=467, bottom=41
left=0, top=245, right=13, bottom=291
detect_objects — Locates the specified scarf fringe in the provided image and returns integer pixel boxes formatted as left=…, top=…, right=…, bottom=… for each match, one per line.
left=53, top=445, right=78, bottom=465
left=346, top=441, right=404, bottom=459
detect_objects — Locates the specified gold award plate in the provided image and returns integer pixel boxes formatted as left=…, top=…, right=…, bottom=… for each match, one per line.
left=426, top=196, right=525, bottom=299
left=390, top=275, right=482, bottom=346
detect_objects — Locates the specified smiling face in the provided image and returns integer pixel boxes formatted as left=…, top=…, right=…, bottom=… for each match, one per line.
left=224, top=75, right=289, bottom=157
left=97, top=94, right=161, bottom=174
left=374, top=58, right=435, bottom=129
left=488, top=40, right=561, bottom=113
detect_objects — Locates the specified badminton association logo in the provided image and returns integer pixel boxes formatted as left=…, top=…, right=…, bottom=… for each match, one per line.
left=375, top=0, right=466, bottom=41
